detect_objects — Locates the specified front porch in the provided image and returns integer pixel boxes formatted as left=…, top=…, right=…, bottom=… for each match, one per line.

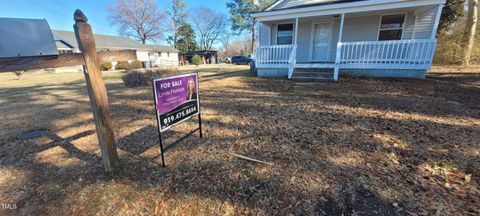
left=253, top=1, right=444, bottom=81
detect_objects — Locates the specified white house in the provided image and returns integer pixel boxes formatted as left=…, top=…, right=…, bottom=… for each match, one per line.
left=253, top=0, right=445, bottom=81
left=52, top=30, right=179, bottom=71
left=140, top=45, right=179, bottom=68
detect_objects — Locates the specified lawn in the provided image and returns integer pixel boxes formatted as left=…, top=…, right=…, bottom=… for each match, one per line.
left=0, top=64, right=479, bottom=215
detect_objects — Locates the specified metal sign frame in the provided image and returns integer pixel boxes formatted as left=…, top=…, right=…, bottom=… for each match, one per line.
left=151, top=73, right=203, bottom=167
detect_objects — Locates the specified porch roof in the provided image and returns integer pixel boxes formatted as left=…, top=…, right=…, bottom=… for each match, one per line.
left=253, top=0, right=445, bottom=21
left=264, top=0, right=366, bottom=12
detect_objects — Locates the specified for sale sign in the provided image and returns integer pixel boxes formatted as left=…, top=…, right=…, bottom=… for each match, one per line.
left=153, top=73, right=200, bottom=132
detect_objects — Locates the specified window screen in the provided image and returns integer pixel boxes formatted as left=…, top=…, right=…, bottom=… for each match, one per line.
left=378, top=14, right=405, bottom=41
left=277, top=23, right=293, bottom=45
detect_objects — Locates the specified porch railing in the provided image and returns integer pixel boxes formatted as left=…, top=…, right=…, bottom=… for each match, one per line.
left=255, top=45, right=295, bottom=68
left=337, top=39, right=437, bottom=70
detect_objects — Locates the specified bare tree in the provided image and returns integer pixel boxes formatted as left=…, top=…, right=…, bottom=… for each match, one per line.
left=191, top=7, right=228, bottom=50
left=220, top=31, right=232, bottom=57
left=108, top=0, right=167, bottom=44
left=166, top=0, right=187, bottom=48
left=463, top=0, right=478, bottom=66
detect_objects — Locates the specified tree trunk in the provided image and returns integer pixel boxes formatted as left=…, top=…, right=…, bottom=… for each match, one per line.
left=463, top=0, right=478, bottom=66
left=173, top=34, right=177, bottom=48
left=173, top=26, right=177, bottom=48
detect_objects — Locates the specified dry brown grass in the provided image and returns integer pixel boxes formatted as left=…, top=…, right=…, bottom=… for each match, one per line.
left=0, top=64, right=479, bottom=215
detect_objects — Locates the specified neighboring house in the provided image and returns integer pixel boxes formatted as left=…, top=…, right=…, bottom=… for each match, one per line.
left=252, top=0, right=445, bottom=81
left=52, top=30, right=179, bottom=71
left=145, top=45, right=179, bottom=68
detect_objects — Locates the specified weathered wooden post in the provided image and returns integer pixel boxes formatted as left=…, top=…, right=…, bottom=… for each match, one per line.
left=73, top=9, right=119, bottom=172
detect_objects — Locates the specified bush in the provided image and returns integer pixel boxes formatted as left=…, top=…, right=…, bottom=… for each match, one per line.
left=122, top=71, right=149, bottom=87
left=100, top=62, right=113, bottom=71
left=12, top=71, right=23, bottom=79
left=116, top=61, right=131, bottom=70
left=192, top=55, right=202, bottom=67
left=143, top=67, right=179, bottom=78
left=121, top=67, right=180, bottom=87
left=434, top=24, right=480, bottom=65
left=132, top=60, right=143, bottom=69
left=434, top=32, right=464, bottom=65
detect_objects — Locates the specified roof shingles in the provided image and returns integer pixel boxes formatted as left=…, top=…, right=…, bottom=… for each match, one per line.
left=51, top=30, right=178, bottom=53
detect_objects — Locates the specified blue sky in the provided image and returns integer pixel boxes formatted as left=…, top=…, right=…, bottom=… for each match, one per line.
left=0, top=0, right=231, bottom=45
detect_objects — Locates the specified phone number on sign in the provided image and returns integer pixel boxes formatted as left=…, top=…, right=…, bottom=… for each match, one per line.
left=162, top=105, right=198, bottom=126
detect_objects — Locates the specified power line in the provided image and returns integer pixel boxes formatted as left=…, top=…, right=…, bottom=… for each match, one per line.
left=24, top=0, right=111, bottom=30
left=25, top=0, right=72, bottom=20
left=51, top=0, right=111, bottom=29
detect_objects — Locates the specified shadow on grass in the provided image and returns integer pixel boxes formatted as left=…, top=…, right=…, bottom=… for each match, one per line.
left=1, top=68, right=478, bottom=215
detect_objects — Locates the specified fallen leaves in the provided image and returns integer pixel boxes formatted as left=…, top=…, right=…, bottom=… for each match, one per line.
left=0, top=65, right=479, bottom=215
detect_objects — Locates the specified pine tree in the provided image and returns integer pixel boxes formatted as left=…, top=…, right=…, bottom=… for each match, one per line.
left=176, top=23, right=199, bottom=53
left=226, top=0, right=273, bottom=53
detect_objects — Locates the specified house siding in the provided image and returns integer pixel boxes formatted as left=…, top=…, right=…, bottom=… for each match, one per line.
left=136, top=51, right=179, bottom=67
left=259, top=23, right=270, bottom=46
left=270, top=24, right=278, bottom=45
left=136, top=51, right=150, bottom=61
left=257, top=68, right=288, bottom=77
left=268, top=16, right=339, bottom=62
left=413, top=7, right=438, bottom=39
left=402, top=12, right=415, bottom=39
left=296, top=20, right=311, bottom=62
left=342, top=15, right=379, bottom=42
left=153, top=52, right=179, bottom=67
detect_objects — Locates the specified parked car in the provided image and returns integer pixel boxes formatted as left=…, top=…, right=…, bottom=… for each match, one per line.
left=231, top=56, right=252, bottom=65
left=219, top=58, right=231, bottom=64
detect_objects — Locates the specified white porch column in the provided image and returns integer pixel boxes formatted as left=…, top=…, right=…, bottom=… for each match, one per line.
left=334, top=13, right=345, bottom=81
left=431, top=4, right=444, bottom=39
left=254, top=20, right=259, bottom=61
left=267, top=24, right=271, bottom=45
left=294, top=17, right=299, bottom=45
left=288, top=17, right=299, bottom=79
left=255, top=20, right=260, bottom=49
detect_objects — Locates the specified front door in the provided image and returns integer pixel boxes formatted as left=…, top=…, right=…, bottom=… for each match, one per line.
left=311, top=22, right=332, bottom=61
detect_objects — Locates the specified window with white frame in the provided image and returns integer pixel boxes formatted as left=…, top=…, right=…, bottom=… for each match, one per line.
left=378, top=14, right=405, bottom=41
left=276, top=23, right=294, bottom=45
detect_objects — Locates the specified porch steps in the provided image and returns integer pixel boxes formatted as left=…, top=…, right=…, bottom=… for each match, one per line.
left=291, top=68, right=334, bottom=82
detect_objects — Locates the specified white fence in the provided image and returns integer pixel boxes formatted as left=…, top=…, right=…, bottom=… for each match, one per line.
left=255, top=45, right=295, bottom=68
left=337, top=39, right=437, bottom=70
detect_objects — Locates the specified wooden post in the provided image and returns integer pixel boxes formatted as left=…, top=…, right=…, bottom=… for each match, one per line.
left=73, top=9, right=119, bottom=172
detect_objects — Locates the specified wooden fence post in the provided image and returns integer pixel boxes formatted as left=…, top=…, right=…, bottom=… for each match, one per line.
left=73, top=9, right=119, bottom=172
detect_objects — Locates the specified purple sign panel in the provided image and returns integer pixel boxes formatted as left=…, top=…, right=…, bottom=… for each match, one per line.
left=153, top=73, right=200, bottom=132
